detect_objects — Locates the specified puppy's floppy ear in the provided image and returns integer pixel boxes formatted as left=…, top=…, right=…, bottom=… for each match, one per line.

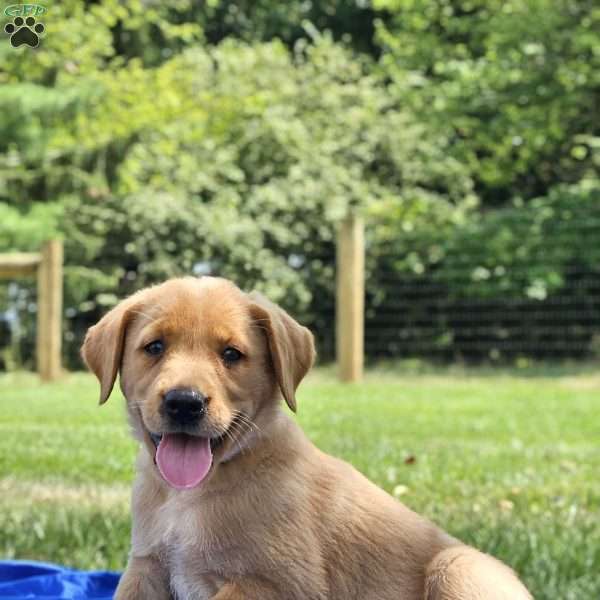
left=81, top=297, right=140, bottom=405
left=248, top=291, right=315, bottom=412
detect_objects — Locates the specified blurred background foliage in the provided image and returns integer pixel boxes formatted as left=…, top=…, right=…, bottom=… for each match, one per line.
left=0, top=0, right=598, bottom=367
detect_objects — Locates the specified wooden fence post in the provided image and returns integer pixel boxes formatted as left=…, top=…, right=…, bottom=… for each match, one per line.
left=36, top=240, right=63, bottom=380
left=336, top=213, right=364, bottom=382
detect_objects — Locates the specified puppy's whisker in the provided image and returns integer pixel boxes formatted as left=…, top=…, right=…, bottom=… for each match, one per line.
left=230, top=410, right=256, bottom=432
left=234, top=419, right=261, bottom=439
left=227, top=413, right=260, bottom=453
left=232, top=411, right=263, bottom=439
left=228, top=421, right=250, bottom=441
left=227, top=418, right=249, bottom=440
left=227, top=430, right=246, bottom=457
left=227, top=415, right=262, bottom=455
left=219, top=421, right=246, bottom=457
left=231, top=420, right=258, bottom=442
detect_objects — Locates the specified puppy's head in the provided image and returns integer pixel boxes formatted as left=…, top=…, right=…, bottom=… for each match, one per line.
left=81, top=277, right=314, bottom=489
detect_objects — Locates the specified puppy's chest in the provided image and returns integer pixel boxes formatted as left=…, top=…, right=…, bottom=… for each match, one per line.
left=159, top=500, right=247, bottom=599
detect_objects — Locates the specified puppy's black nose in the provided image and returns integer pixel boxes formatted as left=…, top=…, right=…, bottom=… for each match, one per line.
left=163, top=388, right=206, bottom=426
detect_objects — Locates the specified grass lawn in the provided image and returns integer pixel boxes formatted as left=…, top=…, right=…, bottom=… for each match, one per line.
left=0, top=367, right=598, bottom=599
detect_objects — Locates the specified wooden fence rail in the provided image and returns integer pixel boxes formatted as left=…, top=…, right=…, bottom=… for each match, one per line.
left=0, top=240, right=63, bottom=381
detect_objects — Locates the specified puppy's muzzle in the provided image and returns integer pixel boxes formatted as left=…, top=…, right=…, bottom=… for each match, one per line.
left=162, top=388, right=206, bottom=426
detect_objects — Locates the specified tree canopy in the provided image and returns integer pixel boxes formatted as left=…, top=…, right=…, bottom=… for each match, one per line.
left=0, top=0, right=598, bottom=366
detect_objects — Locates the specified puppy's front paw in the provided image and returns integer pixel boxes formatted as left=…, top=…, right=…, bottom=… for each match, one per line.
left=115, top=556, right=172, bottom=600
left=115, top=577, right=172, bottom=600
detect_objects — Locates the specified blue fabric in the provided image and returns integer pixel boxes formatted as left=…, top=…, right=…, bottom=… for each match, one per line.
left=0, top=561, right=120, bottom=599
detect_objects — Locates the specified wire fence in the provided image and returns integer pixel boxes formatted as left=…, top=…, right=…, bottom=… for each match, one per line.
left=362, top=221, right=600, bottom=364
left=2, top=214, right=600, bottom=372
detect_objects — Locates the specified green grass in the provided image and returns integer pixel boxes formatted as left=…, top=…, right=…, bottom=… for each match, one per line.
left=1, top=368, right=598, bottom=599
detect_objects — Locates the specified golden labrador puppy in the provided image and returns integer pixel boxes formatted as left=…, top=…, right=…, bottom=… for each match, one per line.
left=82, top=277, right=531, bottom=600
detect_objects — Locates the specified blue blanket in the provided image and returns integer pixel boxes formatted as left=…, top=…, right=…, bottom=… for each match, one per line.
left=0, top=561, right=120, bottom=599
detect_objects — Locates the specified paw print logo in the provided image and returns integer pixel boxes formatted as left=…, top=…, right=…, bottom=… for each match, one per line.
left=4, top=16, right=45, bottom=48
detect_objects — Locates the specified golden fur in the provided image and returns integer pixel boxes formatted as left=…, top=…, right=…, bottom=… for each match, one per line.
left=82, top=277, right=531, bottom=600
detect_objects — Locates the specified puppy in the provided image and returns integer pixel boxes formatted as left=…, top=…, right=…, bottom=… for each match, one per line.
left=82, top=276, right=532, bottom=600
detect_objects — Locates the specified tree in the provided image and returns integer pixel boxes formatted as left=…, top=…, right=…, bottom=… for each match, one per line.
left=375, top=0, right=599, bottom=205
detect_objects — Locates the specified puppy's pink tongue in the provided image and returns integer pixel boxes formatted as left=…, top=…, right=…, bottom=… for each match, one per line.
left=156, top=434, right=212, bottom=490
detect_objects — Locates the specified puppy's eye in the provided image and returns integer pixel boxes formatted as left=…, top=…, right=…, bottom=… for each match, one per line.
left=222, top=346, right=243, bottom=364
left=144, top=340, right=165, bottom=357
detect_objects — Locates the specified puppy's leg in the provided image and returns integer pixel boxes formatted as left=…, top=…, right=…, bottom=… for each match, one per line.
left=115, top=555, right=172, bottom=600
left=424, top=546, right=532, bottom=600
left=210, top=580, right=279, bottom=600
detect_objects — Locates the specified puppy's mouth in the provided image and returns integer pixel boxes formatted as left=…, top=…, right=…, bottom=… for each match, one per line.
left=148, top=431, right=226, bottom=490
left=149, top=432, right=224, bottom=452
